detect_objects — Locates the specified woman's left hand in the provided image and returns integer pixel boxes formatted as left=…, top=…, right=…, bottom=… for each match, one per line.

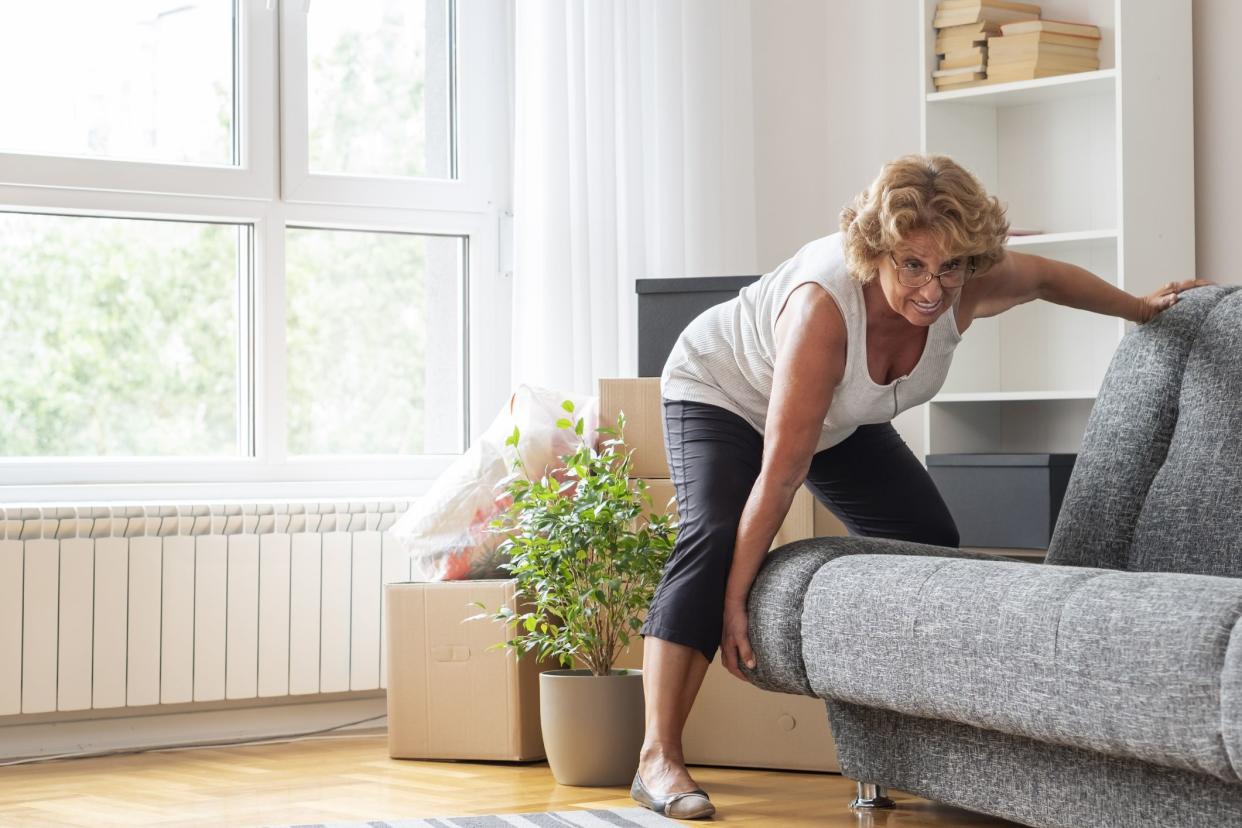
left=1137, top=278, right=1214, bottom=323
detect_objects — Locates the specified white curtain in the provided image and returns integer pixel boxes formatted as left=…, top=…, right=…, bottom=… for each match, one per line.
left=511, top=0, right=759, bottom=395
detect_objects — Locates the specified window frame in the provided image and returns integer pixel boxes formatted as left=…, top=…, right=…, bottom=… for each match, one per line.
left=0, top=0, right=277, bottom=200
left=0, top=0, right=513, bottom=503
left=279, top=0, right=493, bottom=211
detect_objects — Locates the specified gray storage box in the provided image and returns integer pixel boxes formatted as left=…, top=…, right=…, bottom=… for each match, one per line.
left=926, top=453, right=1077, bottom=549
left=636, top=276, right=757, bottom=377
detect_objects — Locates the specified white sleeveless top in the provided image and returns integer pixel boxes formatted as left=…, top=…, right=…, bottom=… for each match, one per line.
left=660, top=232, right=963, bottom=453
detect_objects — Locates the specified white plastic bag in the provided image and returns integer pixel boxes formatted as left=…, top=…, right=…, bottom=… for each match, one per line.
left=388, top=384, right=599, bottom=581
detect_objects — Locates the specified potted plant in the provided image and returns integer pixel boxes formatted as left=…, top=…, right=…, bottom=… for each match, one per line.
left=470, top=400, right=677, bottom=786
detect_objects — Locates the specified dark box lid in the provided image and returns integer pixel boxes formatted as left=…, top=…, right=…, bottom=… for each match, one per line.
left=635, top=276, right=758, bottom=295
left=926, top=453, right=1077, bottom=468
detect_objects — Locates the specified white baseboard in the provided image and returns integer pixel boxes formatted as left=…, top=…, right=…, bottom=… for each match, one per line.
left=0, top=692, right=388, bottom=763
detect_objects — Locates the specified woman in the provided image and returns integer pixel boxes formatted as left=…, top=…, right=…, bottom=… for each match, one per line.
left=629, top=154, right=1207, bottom=820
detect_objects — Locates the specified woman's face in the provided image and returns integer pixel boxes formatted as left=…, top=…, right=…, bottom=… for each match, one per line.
left=874, top=230, right=966, bottom=328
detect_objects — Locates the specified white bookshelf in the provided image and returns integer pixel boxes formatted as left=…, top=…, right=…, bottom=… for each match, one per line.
left=918, top=0, right=1195, bottom=457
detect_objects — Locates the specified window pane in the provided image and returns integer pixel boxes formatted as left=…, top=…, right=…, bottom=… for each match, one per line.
left=286, top=228, right=464, bottom=455
left=307, top=0, right=455, bottom=178
left=0, top=214, right=242, bottom=457
left=0, top=2, right=235, bottom=165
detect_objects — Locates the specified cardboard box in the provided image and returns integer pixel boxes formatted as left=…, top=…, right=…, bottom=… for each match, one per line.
left=603, top=376, right=842, bottom=772
left=617, top=482, right=839, bottom=772
left=385, top=580, right=546, bottom=761
left=599, top=377, right=668, bottom=478
left=775, top=487, right=815, bottom=548
left=614, top=637, right=839, bottom=772
left=684, top=658, right=840, bottom=772
left=640, top=478, right=816, bottom=551
left=812, top=499, right=848, bottom=537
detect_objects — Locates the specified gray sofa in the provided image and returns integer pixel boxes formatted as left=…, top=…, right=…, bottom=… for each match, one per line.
left=743, top=285, right=1242, bottom=827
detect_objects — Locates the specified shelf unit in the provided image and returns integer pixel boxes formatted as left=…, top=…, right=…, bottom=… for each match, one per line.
left=918, top=0, right=1195, bottom=457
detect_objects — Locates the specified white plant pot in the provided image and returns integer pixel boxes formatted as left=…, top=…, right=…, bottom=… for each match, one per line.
left=539, top=668, right=645, bottom=786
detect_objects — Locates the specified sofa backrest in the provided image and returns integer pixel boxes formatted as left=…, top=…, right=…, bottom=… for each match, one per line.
left=1046, top=286, right=1242, bottom=576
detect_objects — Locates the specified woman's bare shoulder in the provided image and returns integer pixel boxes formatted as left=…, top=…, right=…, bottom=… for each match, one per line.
left=774, top=281, right=848, bottom=354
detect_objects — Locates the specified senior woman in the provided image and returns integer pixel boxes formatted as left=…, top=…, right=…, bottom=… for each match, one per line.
left=629, top=153, right=1208, bottom=819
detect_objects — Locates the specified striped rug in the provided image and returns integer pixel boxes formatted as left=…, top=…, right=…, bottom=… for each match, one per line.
left=270, top=808, right=679, bottom=827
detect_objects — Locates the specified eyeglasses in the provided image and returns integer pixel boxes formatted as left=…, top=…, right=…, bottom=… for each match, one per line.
left=889, top=252, right=974, bottom=289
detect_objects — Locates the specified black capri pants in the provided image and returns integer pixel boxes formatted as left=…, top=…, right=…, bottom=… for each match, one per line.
left=639, top=398, right=960, bottom=664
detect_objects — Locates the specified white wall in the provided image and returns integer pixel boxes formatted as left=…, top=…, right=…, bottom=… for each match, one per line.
left=752, top=0, right=1233, bottom=284
left=1192, top=0, right=1241, bottom=287
left=645, top=0, right=1230, bottom=455
left=752, top=1, right=922, bottom=273
left=744, top=0, right=1237, bottom=457
left=751, top=1, right=926, bottom=454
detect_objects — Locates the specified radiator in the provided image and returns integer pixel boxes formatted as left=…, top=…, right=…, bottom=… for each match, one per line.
left=0, top=502, right=413, bottom=717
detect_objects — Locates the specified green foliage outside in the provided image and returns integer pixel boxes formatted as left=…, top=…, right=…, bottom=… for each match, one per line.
left=286, top=229, right=448, bottom=455
left=0, top=214, right=238, bottom=456
left=1, top=1, right=455, bottom=459
left=470, top=403, right=678, bottom=677
left=308, top=2, right=443, bottom=178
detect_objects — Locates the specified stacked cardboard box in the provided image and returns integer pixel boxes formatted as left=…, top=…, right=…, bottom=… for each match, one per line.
left=386, top=579, right=548, bottom=761
left=384, top=379, right=849, bottom=770
left=985, top=19, right=1102, bottom=84
left=931, top=0, right=1041, bottom=91
left=599, top=377, right=843, bottom=772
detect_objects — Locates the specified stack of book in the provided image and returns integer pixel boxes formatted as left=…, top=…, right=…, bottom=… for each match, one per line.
left=986, top=19, right=1102, bottom=84
left=931, top=0, right=1041, bottom=91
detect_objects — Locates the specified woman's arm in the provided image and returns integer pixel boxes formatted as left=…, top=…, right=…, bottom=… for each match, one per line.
left=963, top=249, right=1210, bottom=325
left=719, top=283, right=846, bottom=682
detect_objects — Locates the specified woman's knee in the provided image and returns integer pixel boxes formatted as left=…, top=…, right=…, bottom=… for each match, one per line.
left=660, top=521, right=739, bottom=583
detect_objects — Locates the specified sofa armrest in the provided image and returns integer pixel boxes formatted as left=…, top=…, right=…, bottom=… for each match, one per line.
left=741, top=536, right=1011, bottom=697
left=799, top=553, right=1242, bottom=782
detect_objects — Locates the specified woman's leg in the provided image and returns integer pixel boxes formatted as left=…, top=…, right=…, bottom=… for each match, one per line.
left=637, top=399, right=763, bottom=796
left=803, top=422, right=960, bottom=546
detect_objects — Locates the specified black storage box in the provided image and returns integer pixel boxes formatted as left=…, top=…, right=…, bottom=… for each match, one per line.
left=636, top=276, right=758, bottom=377
left=926, top=453, right=1077, bottom=549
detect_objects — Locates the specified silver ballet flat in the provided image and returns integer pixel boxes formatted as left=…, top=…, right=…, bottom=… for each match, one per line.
left=631, top=770, right=716, bottom=820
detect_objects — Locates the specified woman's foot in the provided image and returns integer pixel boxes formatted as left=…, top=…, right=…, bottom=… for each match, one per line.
left=632, top=745, right=715, bottom=819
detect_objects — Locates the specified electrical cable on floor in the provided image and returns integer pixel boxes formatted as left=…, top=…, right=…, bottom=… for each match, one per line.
left=0, top=712, right=389, bottom=768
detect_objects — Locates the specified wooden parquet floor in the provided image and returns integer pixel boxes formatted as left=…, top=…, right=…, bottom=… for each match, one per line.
left=0, top=732, right=1023, bottom=827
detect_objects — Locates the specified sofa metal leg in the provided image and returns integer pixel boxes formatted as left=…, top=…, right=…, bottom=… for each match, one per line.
left=850, top=781, right=896, bottom=810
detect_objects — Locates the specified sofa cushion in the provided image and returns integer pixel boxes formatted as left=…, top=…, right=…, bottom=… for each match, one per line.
left=801, top=554, right=1242, bottom=782
left=745, top=537, right=1008, bottom=696
left=1128, top=289, right=1242, bottom=576
left=1047, top=286, right=1235, bottom=571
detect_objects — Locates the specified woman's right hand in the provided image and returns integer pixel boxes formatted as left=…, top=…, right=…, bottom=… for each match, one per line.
left=721, top=601, right=756, bottom=683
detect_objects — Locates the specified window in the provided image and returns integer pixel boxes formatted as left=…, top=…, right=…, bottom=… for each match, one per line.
left=305, top=1, right=454, bottom=179
left=285, top=227, right=465, bottom=456
left=0, top=1, right=511, bottom=500
left=0, top=213, right=245, bottom=457
left=0, top=3, right=236, bottom=166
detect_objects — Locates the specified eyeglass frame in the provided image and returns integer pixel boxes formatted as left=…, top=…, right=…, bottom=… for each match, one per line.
left=888, top=251, right=975, bottom=289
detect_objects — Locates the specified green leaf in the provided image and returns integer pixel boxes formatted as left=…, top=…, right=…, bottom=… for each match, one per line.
left=464, top=395, right=678, bottom=675
left=561, top=400, right=575, bottom=413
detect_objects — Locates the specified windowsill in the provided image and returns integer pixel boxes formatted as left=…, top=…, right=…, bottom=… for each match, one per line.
left=0, top=478, right=437, bottom=507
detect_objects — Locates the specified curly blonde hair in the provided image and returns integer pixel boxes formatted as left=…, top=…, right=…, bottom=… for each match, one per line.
left=839, top=154, right=1009, bottom=283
